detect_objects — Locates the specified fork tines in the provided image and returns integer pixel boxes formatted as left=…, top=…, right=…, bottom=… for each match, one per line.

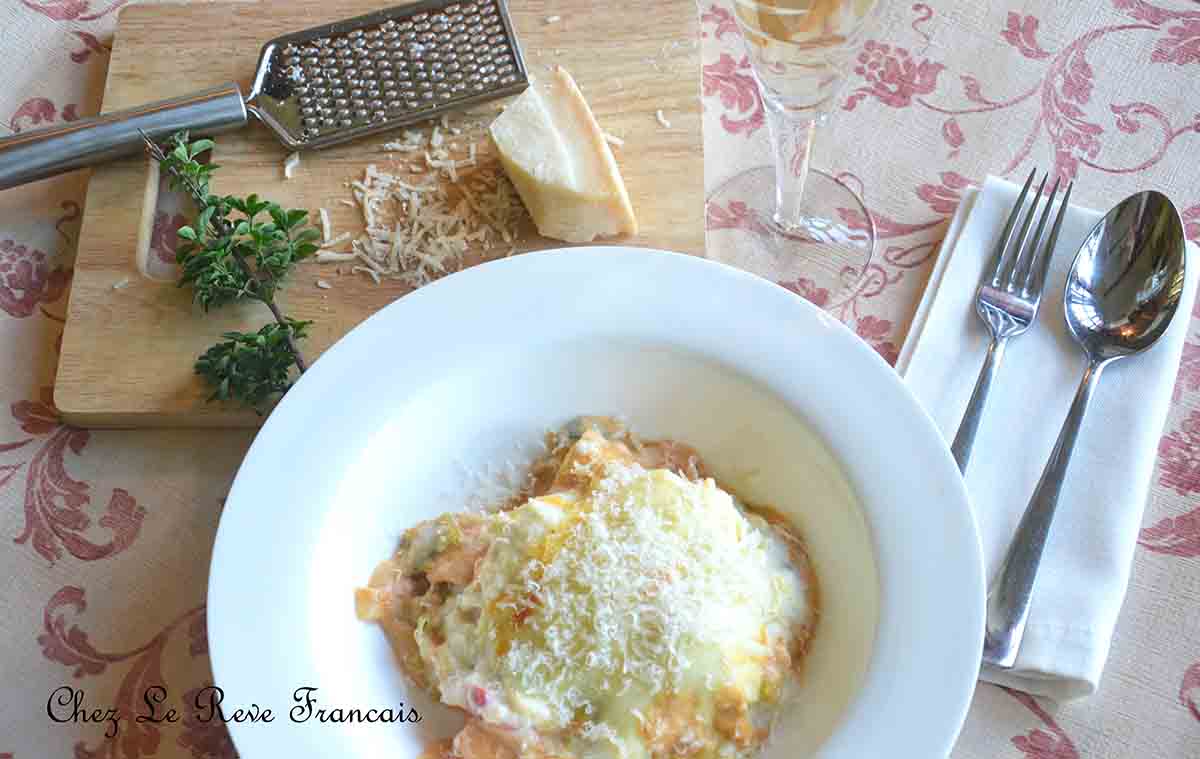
left=985, top=168, right=1074, bottom=301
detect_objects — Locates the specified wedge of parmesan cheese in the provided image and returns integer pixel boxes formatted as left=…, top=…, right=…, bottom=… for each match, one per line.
left=489, top=66, right=637, bottom=243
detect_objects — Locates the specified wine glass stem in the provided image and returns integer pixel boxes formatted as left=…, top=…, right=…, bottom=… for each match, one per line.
left=763, top=96, right=820, bottom=233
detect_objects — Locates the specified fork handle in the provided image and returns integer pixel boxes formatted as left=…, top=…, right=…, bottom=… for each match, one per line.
left=0, top=83, right=247, bottom=191
left=951, top=335, right=1008, bottom=471
left=982, top=357, right=1107, bottom=669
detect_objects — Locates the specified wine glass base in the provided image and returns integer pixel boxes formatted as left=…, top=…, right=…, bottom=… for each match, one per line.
left=705, top=166, right=876, bottom=309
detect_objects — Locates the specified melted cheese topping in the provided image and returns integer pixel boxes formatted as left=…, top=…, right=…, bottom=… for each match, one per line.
left=416, top=462, right=809, bottom=758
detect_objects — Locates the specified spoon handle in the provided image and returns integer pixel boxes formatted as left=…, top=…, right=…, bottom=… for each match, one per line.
left=952, top=336, right=1009, bottom=472
left=982, top=358, right=1107, bottom=669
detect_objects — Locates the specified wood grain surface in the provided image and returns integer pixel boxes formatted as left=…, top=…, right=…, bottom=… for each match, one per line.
left=55, top=0, right=703, bottom=427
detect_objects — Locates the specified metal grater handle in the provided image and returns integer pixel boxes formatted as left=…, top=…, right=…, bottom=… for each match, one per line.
left=0, top=83, right=248, bottom=191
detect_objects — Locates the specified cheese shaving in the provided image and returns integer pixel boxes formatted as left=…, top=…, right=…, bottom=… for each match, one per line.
left=316, top=251, right=356, bottom=263
left=321, top=231, right=351, bottom=248
left=655, top=109, right=672, bottom=129
left=318, top=207, right=332, bottom=243
left=352, top=265, right=381, bottom=284
left=315, top=117, right=524, bottom=287
left=283, top=151, right=301, bottom=179
left=602, top=132, right=625, bottom=148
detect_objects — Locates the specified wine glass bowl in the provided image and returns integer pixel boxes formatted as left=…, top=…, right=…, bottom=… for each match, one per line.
left=734, top=0, right=880, bottom=110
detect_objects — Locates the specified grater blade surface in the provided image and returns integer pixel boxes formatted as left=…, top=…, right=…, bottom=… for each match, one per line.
left=248, top=0, right=528, bottom=150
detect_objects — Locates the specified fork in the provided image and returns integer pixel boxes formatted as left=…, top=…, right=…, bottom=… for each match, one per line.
left=951, top=169, right=1073, bottom=471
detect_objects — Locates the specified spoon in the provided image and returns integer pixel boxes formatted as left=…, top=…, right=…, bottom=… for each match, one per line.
left=982, top=190, right=1187, bottom=669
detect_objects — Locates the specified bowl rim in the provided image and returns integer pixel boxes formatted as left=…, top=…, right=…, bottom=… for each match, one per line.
left=208, top=246, right=985, bottom=758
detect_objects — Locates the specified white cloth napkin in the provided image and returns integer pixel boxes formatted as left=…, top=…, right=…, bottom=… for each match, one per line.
left=897, top=176, right=1199, bottom=700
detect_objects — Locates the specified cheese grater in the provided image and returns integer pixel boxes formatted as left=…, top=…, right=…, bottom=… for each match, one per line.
left=0, top=0, right=528, bottom=190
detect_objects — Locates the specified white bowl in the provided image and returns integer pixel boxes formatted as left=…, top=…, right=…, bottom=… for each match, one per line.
left=209, top=247, right=984, bottom=758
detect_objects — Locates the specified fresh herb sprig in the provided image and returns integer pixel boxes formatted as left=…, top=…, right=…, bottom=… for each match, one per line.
left=195, top=319, right=312, bottom=410
left=143, top=131, right=320, bottom=412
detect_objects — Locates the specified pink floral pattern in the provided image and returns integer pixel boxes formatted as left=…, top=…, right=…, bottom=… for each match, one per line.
left=1155, top=409, right=1200, bottom=498
left=1002, top=13, right=1053, bottom=59
left=777, top=277, right=831, bottom=308
left=9, top=97, right=79, bottom=132
left=9, top=97, right=56, bottom=131
left=917, top=171, right=972, bottom=215
left=149, top=211, right=188, bottom=266
left=1112, top=0, right=1181, bottom=26
left=700, top=0, right=1200, bottom=369
left=942, top=117, right=965, bottom=157
left=911, top=3, right=935, bottom=48
left=705, top=198, right=770, bottom=237
left=837, top=2, right=1200, bottom=183
left=1139, top=409, right=1200, bottom=557
left=702, top=54, right=765, bottom=136
left=70, top=31, right=110, bottom=64
left=0, top=239, right=69, bottom=318
left=838, top=204, right=945, bottom=240
left=855, top=315, right=900, bottom=365
left=844, top=40, right=944, bottom=111
left=39, top=586, right=228, bottom=759
left=1140, top=507, right=1200, bottom=558
left=1182, top=661, right=1200, bottom=722
left=1174, top=342, right=1200, bottom=399
left=4, top=389, right=146, bottom=565
left=19, top=0, right=128, bottom=22
left=177, top=685, right=238, bottom=759
left=699, top=3, right=737, bottom=41
left=1183, top=204, right=1200, bottom=245
left=1151, top=17, right=1200, bottom=65
left=1006, top=689, right=1080, bottom=759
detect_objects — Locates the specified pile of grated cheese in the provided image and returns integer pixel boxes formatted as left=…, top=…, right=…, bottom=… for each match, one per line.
left=495, top=462, right=803, bottom=727
left=316, top=116, right=526, bottom=288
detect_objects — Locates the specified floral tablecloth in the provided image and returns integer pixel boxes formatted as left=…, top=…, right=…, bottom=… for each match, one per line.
left=2, top=0, right=1199, bottom=757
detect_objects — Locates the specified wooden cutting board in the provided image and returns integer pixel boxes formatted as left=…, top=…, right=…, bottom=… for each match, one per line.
left=55, top=0, right=703, bottom=428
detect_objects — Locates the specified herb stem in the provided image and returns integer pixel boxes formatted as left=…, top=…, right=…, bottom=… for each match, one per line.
left=224, top=248, right=309, bottom=371
left=263, top=296, right=308, bottom=372
left=142, top=130, right=309, bottom=373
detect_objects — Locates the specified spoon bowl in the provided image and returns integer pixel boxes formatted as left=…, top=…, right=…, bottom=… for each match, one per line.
left=1065, top=190, right=1187, bottom=361
left=984, top=190, right=1187, bottom=670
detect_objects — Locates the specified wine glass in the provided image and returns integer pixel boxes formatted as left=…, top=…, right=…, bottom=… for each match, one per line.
left=707, top=0, right=882, bottom=309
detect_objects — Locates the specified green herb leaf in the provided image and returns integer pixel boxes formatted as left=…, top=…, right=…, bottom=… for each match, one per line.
left=189, top=138, right=215, bottom=157
left=286, top=209, right=308, bottom=228
left=148, top=130, right=319, bottom=412
left=196, top=205, right=215, bottom=239
left=194, top=319, right=312, bottom=413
